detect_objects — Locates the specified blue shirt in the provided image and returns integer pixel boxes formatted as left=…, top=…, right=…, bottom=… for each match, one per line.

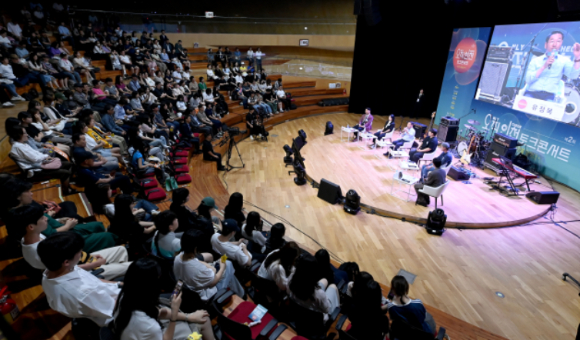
left=101, top=114, right=124, bottom=134
left=387, top=299, right=431, bottom=333
left=77, top=167, right=105, bottom=187
left=114, top=104, right=126, bottom=120
left=128, top=80, right=141, bottom=92
left=436, top=151, right=453, bottom=168
left=132, top=150, right=145, bottom=169
left=58, top=26, right=71, bottom=36
left=526, top=53, right=580, bottom=94
left=234, top=51, right=241, bottom=60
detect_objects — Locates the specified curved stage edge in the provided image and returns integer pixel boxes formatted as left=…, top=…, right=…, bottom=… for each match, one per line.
left=301, top=134, right=552, bottom=229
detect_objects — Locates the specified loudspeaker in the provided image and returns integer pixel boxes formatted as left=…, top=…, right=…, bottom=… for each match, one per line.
left=448, top=166, right=471, bottom=181
left=362, top=0, right=381, bottom=26
left=478, top=60, right=512, bottom=102
left=412, top=122, right=427, bottom=139
left=526, top=191, right=560, bottom=204
left=438, top=125, right=458, bottom=143
left=491, top=142, right=517, bottom=159
left=318, top=179, right=343, bottom=204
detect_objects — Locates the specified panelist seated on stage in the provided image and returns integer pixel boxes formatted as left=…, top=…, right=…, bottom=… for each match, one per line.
left=352, top=107, right=373, bottom=141
left=414, top=157, right=446, bottom=207
left=370, top=114, right=395, bottom=149
left=421, top=142, right=452, bottom=181
left=384, top=122, right=415, bottom=158
left=524, top=30, right=580, bottom=102
left=408, top=128, right=438, bottom=163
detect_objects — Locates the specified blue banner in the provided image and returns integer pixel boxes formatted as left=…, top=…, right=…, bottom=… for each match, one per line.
left=436, top=27, right=580, bottom=191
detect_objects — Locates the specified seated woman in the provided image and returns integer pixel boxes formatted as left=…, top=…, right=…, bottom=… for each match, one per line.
left=174, top=229, right=244, bottom=303
left=241, top=211, right=267, bottom=257
left=130, top=140, right=166, bottom=178
left=108, top=194, right=156, bottom=258
left=223, top=192, right=246, bottom=227
left=112, top=258, right=216, bottom=340
left=30, top=109, right=70, bottom=142
left=348, top=274, right=390, bottom=340
left=370, top=114, right=395, bottom=149
left=287, top=255, right=340, bottom=320
left=386, top=275, right=436, bottom=335
left=263, top=223, right=287, bottom=256
left=104, top=189, right=159, bottom=222
left=197, top=196, right=220, bottom=225
left=315, top=249, right=349, bottom=285
left=138, top=114, right=170, bottom=147
left=8, top=125, right=74, bottom=195
left=257, top=242, right=301, bottom=291
left=170, top=188, right=199, bottom=234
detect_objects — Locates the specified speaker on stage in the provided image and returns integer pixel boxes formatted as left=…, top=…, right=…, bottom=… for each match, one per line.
left=318, top=179, right=343, bottom=204
left=412, top=122, right=427, bottom=139
left=448, top=166, right=471, bottom=181
left=438, top=125, right=458, bottom=143
left=526, top=191, right=560, bottom=204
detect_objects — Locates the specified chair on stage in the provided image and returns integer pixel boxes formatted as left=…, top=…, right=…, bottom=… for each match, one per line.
left=417, top=151, right=437, bottom=168
left=441, top=163, right=453, bottom=175
left=375, top=130, right=394, bottom=149
left=418, top=180, right=450, bottom=209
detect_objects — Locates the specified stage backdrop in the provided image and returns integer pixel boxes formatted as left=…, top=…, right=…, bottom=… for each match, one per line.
left=436, top=27, right=580, bottom=192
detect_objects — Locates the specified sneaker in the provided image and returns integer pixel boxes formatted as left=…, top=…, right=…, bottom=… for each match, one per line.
left=11, top=96, right=25, bottom=102
left=279, top=109, right=284, bottom=113
left=2, top=102, right=15, bottom=107
left=369, top=144, right=376, bottom=149
left=151, top=210, right=160, bottom=216
left=250, top=135, right=254, bottom=140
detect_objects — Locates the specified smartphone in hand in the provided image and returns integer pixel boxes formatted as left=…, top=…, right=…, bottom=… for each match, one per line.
left=173, top=280, right=183, bottom=297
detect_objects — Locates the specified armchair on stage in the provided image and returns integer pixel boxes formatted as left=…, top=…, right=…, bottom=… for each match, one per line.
left=418, top=180, right=450, bottom=209
left=417, top=151, right=437, bottom=168
left=375, top=130, right=394, bottom=149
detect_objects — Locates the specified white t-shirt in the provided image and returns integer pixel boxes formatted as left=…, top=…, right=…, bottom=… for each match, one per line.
left=211, top=234, right=251, bottom=266
left=21, top=234, right=46, bottom=270
left=42, top=266, right=120, bottom=327
left=173, top=253, right=217, bottom=301
left=120, top=310, right=162, bottom=340
left=276, top=90, right=285, bottom=98
left=257, top=249, right=294, bottom=291
left=241, top=226, right=267, bottom=247
left=202, top=92, right=214, bottom=103
left=84, top=133, right=99, bottom=150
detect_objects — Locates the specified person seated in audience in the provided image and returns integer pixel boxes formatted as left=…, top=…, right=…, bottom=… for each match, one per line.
left=275, top=85, right=289, bottom=112
left=241, top=211, right=267, bottom=257
left=197, top=103, right=223, bottom=136
left=245, top=107, right=265, bottom=141
left=385, top=122, right=416, bottom=158
left=107, top=194, right=156, bottom=256
left=263, top=223, right=287, bottom=256
left=202, top=134, right=225, bottom=171
left=174, top=229, right=245, bottom=302
left=287, top=255, right=341, bottom=320
left=421, top=142, right=452, bottom=181
left=196, top=196, right=220, bottom=225
left=348, top=273, right=390, bottom=340
left=39, top=232, right=121, bottom=327
left=178, top=114, right=200, bottom=152
left=370, top=114, right=395, bottom=149
left=8, top=125, right=74, bottom=193
left=75, top=151, right=134, bottom=195
left=152, top=210, right=206, bottom=261
left=80, top=120, right=126, bottom=167
left=101, top=104, right=129, bottom=136
left=72, top=134, right=119, bottom=174
left=112, top=258, right=216, bottom=340
left=29, top=109, right=70, bottom=143
left=188, top=108, right=212, bottom=136
left=130, top=139, right=166, bottom=178
left=170, top=188, right=199, bottom=233
left=211, top=219, right=252, bottom=267
left=224, top=192, right=246, bottom=227
left=258, top=241, right=301, bottom=291
left=263, top=88, right=278, bottom=114
left=104, top=191, right=158, bottom=222
left=408, top=128, right=438, bottom=164
left=315, top=249, right=349, bottom=285
left=19, top=111, right=72, bottom=146
left=17, top=205, right=131, bottom=280
left=119, top=50, right=138, bottom=77
left=414, top=157, right=446, bottom=207
left=387, top=275, right=436, bottom=335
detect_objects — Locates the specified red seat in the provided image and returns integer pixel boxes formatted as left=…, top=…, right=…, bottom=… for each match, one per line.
left=173, top=150, right=189, bottom=157
left=137, top=177, right=158, bottom=189
left=173, top=165, right=190, bottom=173
left=137, top=170, right=156, bottom=178
left=175, top=173, right=191, bottom=184
left=226, top=301, right=275, bottom=339
left=143, top=188, right=167, bottom=201
left=291, top=337, right=309, bottom=340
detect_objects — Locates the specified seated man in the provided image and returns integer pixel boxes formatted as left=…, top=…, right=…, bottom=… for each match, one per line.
left=75, top=151, right=134, bottom=195
left=352, top=108, right=373, bottom=141
left=179, top=114, right=200, bottom=152
left=245, top=107, right=264, bottom=140
left=202, top=134, right=225, bottom=171
left=16, top=205, right=131, bottom=280
left=414, top=158, right=446, bottom=207
left=408, top=128, right=438, bottom=164
left=385, top=122, right=415, bottom=158
left=38, top=232, right=121, bottom=327
left=72, top=133, right=119, bottom=174
left=211, top=219, right=252, bottom=267
left=421, top=142, right=452, bottom=181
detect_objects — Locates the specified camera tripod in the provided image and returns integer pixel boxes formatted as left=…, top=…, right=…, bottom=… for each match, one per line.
left=225, top=134, right=245, bottom=172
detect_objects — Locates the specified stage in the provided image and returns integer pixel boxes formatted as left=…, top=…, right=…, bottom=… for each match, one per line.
left=301, top=132, right=552, bottom=228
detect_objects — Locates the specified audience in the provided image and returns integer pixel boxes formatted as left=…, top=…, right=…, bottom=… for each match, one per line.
left=387, top=275, right=436, bottom=335
left=257, top=241, right=300, bottom=291
left=211, top=219, right=252, bottom=267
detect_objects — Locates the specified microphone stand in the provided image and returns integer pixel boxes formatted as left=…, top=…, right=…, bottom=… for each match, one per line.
left=516, top=23, right=548, bottom=92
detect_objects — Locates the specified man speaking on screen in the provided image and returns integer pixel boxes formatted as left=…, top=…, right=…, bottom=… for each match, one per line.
left=524, top=31, right=580, bottom=101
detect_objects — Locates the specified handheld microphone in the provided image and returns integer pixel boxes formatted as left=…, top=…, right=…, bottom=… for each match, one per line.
left=548, top=51, right=558, bottom=69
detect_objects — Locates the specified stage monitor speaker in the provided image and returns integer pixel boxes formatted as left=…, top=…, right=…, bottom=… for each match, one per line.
left=490, top=142, right=517, bottom=159
left=438, top=125, right=458, bottom=143
left=479, top=60, right=511, bottom=102
left=448, top=166, right=471, bottom=181
left=412, top=122, right=427, bottom=139
left=319, top=97, right=349, bottom=107
left=318, top=179, right=343, bottom=204
left=526, top=191, right=560, bottom=204
left=362, top=0, right=381, bottom=26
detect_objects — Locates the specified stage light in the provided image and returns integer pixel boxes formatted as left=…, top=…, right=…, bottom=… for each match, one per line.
left=283, top=144, right=294, bottom=164
left=426, top=209, right=447, bottom=236
left=298, top=129, right=307, bottom=142
left=344, top=189, right=361, bottom=214
left=290, top=161, right=307, bottom=186
left=325, top=121, right=334, bottom=135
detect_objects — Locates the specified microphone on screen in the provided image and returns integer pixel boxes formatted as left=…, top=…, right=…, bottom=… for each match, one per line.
left=548, top=51, right=558, bottom=69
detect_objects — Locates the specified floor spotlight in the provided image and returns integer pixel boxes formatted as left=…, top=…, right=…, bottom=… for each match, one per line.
left=325, top=121, right=334, bottom=135
left=426, top=208, right=447, bottom=235
left=344, top=189, right=361, bottom=214
left=283, top=144, right=294, bottom=164
left=290, top=161, right=307, bottom=185
left=298, top=129, right=307, bottom=143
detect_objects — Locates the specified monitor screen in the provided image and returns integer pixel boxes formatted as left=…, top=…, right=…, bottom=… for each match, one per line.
left=475, top=22, right=580, bottom=126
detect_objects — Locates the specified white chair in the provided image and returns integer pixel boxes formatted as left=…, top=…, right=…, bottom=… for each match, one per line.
left=442, top=162, right=453, bottom=175
left=418, top=180, right=450, bottom=209
left=416, top=151, right=437, bottom=168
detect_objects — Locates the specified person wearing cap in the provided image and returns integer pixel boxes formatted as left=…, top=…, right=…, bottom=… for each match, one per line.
left=73, top=82, right=91, bottom=109
left=420, top=142, right=452, bottom=182
left=211, top=219, right=252, bottom=267
left=197, top=197, right=220, bottom=225
left=408, top=128, right=438, bottom=164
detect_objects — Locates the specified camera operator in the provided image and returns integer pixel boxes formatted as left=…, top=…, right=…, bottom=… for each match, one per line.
left=246, top=106, right=265, bottom=141
left=202, top=133, right=225, bottom=171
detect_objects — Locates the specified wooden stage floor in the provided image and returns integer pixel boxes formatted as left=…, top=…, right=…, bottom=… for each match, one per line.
left=301, top=133, right=552, bottom=228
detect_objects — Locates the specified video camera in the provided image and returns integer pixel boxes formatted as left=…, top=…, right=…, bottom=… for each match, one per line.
left=223, top=126, right=247, bottom=137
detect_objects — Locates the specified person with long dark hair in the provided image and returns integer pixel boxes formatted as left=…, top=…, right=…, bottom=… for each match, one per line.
left=315, top=249, right=349, bottom=285
left=370, top=114, right=395, bottom=149
left=241, top=211, right=267, bottom=257
left=263, top=223, right=286, bottom=256
left=287, top=255, right=340, bottom=320
left=349, top=277, right=390, bottom=340
left=108, top=194, right=156, bottom=251
left=224, top=192, right=245, bottom=227
left=387, top=275, right=436, bottom=335
left=112, top=258, right=215, bottom=340
left=196, top=196, right=218, bottom=224
left=170, top=188, right=197, bottom=233
left=257, top=241, right=300, bottom=291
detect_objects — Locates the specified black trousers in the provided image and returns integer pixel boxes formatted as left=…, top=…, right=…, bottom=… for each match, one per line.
left=204, top=153, right=223, bottom=170
left=109, top=173, right=134, bottom=194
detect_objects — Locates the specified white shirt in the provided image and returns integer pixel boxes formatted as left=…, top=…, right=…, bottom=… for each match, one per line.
left=119, top=55, right=131, bottom=64
left=206, top=69, right=216, bottom=78
left=241, top=227, right=267, bottom=247
left=0, top=35, right=11, bottom=48
left=120, top=311, right=162, bottom=340
left=211, top=233, right=251, bottom=266
left=59, top=58, right=74, bottom=72
left=21, top=234, right=46, bottom=270
left=7, top=22, right=22, bottom=37
left=247, top=50, right=254, bottom=58
left=85, top=133, right=99, bottom=150
left=176, top=101, right=187, bottom=111
left=0, top=63, right=17, bottom=80
left=173, top=253, right=218, bottom=301
left=172, top=70, right=182, bottom=80
left=10, top=141, right=48, bottom=169
left=257, top=249, right=294, bottom=291
left=202, top=92, right=214, bottom=103
left=234, top=75, right=243, bottom=84
left=42, top=266, right=120, bottom=327
left=276, top=90, right=285, bottom=98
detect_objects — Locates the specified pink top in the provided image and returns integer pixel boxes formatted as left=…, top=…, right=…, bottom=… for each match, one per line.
left=92, top=88, right=106, bottom=101
left=116, top=83, right=127, bottom=90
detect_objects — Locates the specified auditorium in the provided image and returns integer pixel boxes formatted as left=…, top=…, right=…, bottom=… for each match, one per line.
left=0, top=0, right=579, bottom=339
